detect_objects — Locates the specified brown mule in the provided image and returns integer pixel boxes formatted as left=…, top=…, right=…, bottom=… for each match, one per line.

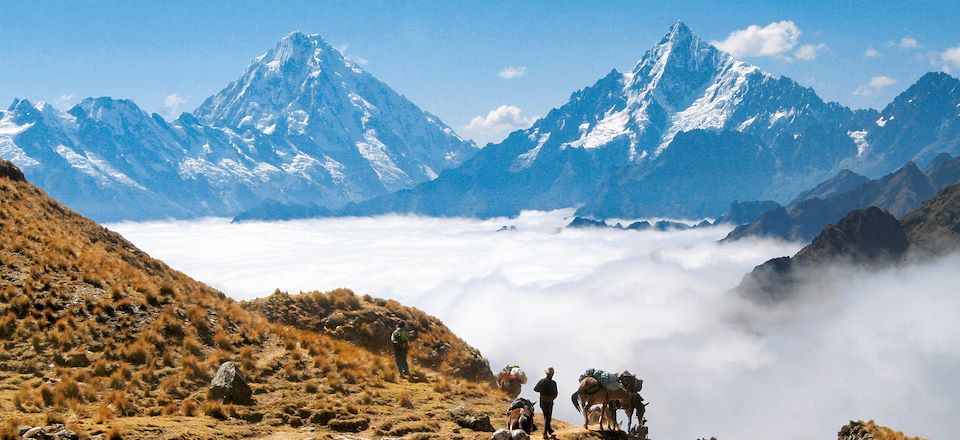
left=571, top=376, right=644, bottom=432
left=506, top=405, right=536, bottom=433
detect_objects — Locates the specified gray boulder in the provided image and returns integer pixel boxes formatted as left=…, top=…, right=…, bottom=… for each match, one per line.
left=209, top=361, right=253, bottom=404
left=449, top=403, right=495, bottom=432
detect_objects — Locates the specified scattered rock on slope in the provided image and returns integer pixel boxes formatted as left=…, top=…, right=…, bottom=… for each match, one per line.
left=209, top=361, right=254, bottom=404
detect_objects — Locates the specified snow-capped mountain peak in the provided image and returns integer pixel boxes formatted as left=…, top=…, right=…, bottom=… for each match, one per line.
left=0, top=31, right=476, bottom=221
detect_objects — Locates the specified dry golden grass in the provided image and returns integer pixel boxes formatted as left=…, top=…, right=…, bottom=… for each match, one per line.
left=0, top=166, right=595, bottom=439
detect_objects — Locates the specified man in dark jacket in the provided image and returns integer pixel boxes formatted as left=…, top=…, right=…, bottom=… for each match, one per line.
left=533, top=367, right=558, bottom=439
left=390, top=321, right=410, bottom=376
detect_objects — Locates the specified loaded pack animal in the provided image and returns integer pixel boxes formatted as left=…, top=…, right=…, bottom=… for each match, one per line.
left=497, top=365, right=527, bottom=399
left=506, top=398, right=537, bottom=434
left=571, top=370, right=647, bottom=433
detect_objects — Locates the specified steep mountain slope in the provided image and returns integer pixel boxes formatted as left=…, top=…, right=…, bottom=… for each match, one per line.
left=0, top=32, right=476, bottom=222
left=243, top=289, right=493, bottom=382
left=0, top=160, right=507, bottom=439
left=735, top=207, right=909, bottom=302
left=725, top=160, right=947, bottom=242
left=715, top=200, right=783, bottom=225
left=900, top=183, right=960, bottom=254
left=855, top=72, right=960, bottom=175
left=735, top=183, right=960, bottom=302
left=334, top=21, right=891, bottom=220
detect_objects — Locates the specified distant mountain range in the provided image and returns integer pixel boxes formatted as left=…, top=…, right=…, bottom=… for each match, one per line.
left=3, top=23, right=960, bottom=222
left=279, top=22, right=958, bottom=222
left=724, top=154, right=960, bottom=242
left=735, top=182, right=960, bottom=302
left=0, top=32, right=476, bottom=221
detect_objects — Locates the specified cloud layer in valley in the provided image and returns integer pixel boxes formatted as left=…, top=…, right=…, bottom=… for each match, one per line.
left=109, top=212, right=960, bottom=439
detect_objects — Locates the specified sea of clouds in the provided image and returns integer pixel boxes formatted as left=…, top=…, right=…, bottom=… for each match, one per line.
left=109, top=210, right=960, bottom=439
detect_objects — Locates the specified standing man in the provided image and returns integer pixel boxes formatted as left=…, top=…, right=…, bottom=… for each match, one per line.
left=391, top=321, right=410, bottom=377
left=534, top=367, right=558, bottom=439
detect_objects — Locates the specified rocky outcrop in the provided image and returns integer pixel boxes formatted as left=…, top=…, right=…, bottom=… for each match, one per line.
left=209, top=361, right=254, bottom=405
left=567, top=217, right=610, bottom=228
left=0, top=159, right=26, bottom=182
left=838, top=420, right=924, bottom=440
left=243, top=289, right=495, bottom=382
left=16, top=424, right=78, bottom=440
left=449, top=403, right=495, bottom=432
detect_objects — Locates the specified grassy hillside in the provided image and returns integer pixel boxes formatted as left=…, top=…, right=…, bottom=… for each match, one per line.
left=0, top=161, right=510, bottom=439
left=244, top=289, right=493, bottom=383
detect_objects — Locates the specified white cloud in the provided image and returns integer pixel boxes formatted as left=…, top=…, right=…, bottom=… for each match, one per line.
left=162, top=93, right=188, bottom=118
left=109, top=212, right=960, bottom=439
left=462, top=105, right=535, bottom=145
left=853, top=75, right=897, bottom=97
left=794, top=43, right=826, bottom=61
left=54, top=94, right=76, bottom=109
left=335, top=43, right=369, bottom=65
left=942, top=46, right=960, bottom=68
left=863, top=48, right=880, bottom=58
left=896, top=36, right=919, bottom=49
left=711, top=20, right=801, bottom=60
left=868, top=75, right=896, bottom=88
left=498, top=66, right=527, bottom=79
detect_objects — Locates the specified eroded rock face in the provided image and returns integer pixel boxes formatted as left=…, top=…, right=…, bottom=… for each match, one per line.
left=209, top=361, right=253, bottom=405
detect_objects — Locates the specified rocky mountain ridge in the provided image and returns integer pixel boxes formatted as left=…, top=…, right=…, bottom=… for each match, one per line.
left=725, top=155, right=960, bottom=242
left=735, top=182, right=960, bottom=302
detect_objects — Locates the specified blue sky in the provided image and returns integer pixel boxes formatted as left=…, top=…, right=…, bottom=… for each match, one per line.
left=2, top=0, right=959, bottom=145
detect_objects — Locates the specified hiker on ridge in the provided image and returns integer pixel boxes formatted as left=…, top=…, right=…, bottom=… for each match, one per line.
left=534, top=367, right=559, bottom=439
left=391, top=321, right=410, bottom=376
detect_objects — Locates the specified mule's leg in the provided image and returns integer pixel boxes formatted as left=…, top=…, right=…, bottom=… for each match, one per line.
left=581, top=395, right=590, bottom=430
left=599, top=402, right=608, bottom=431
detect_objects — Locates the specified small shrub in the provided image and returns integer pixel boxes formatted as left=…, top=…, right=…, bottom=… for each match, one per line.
left=13, top=384, right=32, bottom=411
left=91, top=358, right=112, bottom=377
left=0, top=313, right=16, bottom=339
left=106, top=426, right=123, bottom=440
left=93, top=405, right=115, bottom=424
left=159, top=284, right=175, bottom=297
left=106, top=390, right=136, bottom=416
left=44, top=412, right=65, bottom=425
left=161, top=403, right=178, bottom=415
left=180, top=398, right=198, bottom=416
left=201, top=401, right=227, bottom=420
left=123, top=340, right=150, bottom=365
left=37, top=382, right=55, bottom=407
left=53, top=375, right=83, bottom=406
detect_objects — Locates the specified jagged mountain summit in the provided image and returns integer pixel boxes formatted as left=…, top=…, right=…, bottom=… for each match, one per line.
left=327, top=22, right=960, bottom=221
left=0, top=32, right=476, bottom=221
